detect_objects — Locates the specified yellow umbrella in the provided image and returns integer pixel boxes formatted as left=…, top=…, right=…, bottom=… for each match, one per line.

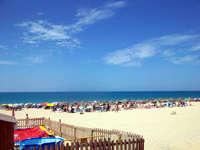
left=40, top=126, right=55, bottom=136
left=46, top=103, right=54, bottom=107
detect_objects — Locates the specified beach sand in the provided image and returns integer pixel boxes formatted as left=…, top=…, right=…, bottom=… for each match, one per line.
left=1, top=103, right=200, bottom=150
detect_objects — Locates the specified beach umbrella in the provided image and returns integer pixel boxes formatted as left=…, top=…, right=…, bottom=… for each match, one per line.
left=2, top=104, right=8, bottom=106
left=25, top=103, right=33, bottom=108
left=156, top=100, right=160, bottom=105
left=8, top=104, right=13, bottom=107
left=14, top=104, right=19, bottom=107
left=122, top=99, right=128, bottom=103
left=46, top=103, right=54, bottom=107
left=184, top=98, right=188, bottom=101
left=52, top=102, right=58, bottom=105
left=41, top=102, right=48, bottom=106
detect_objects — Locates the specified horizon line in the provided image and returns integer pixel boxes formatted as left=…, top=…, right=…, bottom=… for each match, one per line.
left=0, top=90, right=200, bottom=93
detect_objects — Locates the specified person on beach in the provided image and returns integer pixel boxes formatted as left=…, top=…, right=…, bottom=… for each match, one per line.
left=76, top=104, right=80, bottom=112
left=93, top=104, right=96, bottom=112
left=66, top=104, right=69, bottom=112
left=25, top=113, right=29, bottom=125
left=167, top=100, right=171, bottom=107
left=53, top=106, right=57, bottom=112
left=80, top=107, right=84, bottom=114
left=12, top=107, right=15, bottom=117
left=156, top=100, right=160, bottom=108
left=116, top=104, right=119, bottom=112
left=107, top=103, right=110, bottom=111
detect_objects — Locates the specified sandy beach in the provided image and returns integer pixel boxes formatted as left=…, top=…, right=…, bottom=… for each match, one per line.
left=1, top=103, right=200, bottom=150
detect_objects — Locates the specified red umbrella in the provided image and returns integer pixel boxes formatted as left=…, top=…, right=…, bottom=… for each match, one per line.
left=41, top=102, right=48, bottom=106
left=14, top=126, right=49, bottom=142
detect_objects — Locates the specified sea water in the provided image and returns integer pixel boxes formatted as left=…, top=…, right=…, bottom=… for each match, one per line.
left=0, top=91, right=200, bottom=104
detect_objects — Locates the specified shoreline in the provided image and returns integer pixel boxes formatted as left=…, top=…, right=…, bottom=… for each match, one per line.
left=0, top=98, right=197, bottom=114
left=0, top=91, right=200, bottom=104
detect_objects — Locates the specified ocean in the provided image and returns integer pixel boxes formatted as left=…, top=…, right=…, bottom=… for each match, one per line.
left=0, top=91, right=200, bottom=104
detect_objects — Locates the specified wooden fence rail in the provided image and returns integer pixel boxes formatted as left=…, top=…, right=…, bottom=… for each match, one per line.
left=92, top=128, right=142, bottom=141
left=17, top=117, right=45, bottom=128
left=43, top=118, right=142, bottom=141
left=21, top=138, right=144, bottom=150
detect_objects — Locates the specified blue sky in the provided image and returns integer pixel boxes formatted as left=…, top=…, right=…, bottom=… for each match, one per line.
left=0, top=0, right=200, bottom=91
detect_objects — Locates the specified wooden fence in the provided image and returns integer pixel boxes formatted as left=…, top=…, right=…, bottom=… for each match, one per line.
left=17, top=118, right=144, bottom=147
left=17, top=117, right=45, bottom=128
left=43, top=118, right=142, bottom=142
left=21, top=138, right=144, bottom=150
left=92, top=128, right=141, bottom=141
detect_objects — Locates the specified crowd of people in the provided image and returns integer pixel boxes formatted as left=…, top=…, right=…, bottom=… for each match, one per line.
left=1, top=98, right=200, bottom=114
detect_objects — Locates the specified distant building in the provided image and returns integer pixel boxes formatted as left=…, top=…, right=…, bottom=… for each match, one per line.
left=0, top=113, right=16, bottom=150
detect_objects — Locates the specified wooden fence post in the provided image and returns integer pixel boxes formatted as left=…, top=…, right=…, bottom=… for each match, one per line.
left=55, top=143, right=59, bottom=150
left=60, top=142, right=64, bottom=150
left=44, top=145, right=48, bottom=150
left=111, top=140, right=114, bottom=150
left=142, top=138, right=144, bottom=150
left=91, top=129, right=94, bottom=141
left=108, top=138, right=111, bottom=150
left=39, top=146, right=42, bottom=150
left=89, top=139, right=93, bottom=150
left=74, top=127, right=77, bottom=141
left=124, top=139, right=127, bottom=150
left=119, top=140, right=123, bottom=150
left=50, top=144, right=54, bottom=150
left=66, top=143, right=70, bottom=150
left=136, top=139, right=139, bottom=150
left=85, top=141, right=89, bottom=150
left=42, top=117, right=45, bottom=126
left=71, top=142, right=75, bottom=150
left=128, top=139, right=131, bottom=150
left=59, top=119, right=62, bottom=137
left=75, top=141, right=79, bottom=150
left=132, top=139, right=135, bottom=150
left=80, top=142, right=84, bottom=150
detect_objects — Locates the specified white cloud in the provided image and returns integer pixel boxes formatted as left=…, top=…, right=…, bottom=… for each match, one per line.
left=133, top=44, right=156, bottom=58
left=191, top=45, right=200, bottom=51
left=25, top=56, right=44, bottom=64
left=154, top=34, right=199, bottom=46
left=0, top=60, right=16, bottom=65
left=17, top=20, right=74, bottom=47
left=0, top=45, right=7, bottom=49
left=169, top=55, right=200, bottom=64
left=105, top=1, right=126, bottom=8
left=105, top=49, right=132, bottom=65
left=75, top=8, right=114, bottom=26
left=105, top=34, right=200, bottom=66
left=37, top=12, right=44, bottom=16
left=75, top=1, right=125, bottom=26
left=56, top=39, right=80, bottom=48
left=17, top=1, right=126, bottom=48
left=69, top=1, right=126, bottom=33
left=162, top=50, right=175, bottom=57
left=105, top=43, right=156, bottom=66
